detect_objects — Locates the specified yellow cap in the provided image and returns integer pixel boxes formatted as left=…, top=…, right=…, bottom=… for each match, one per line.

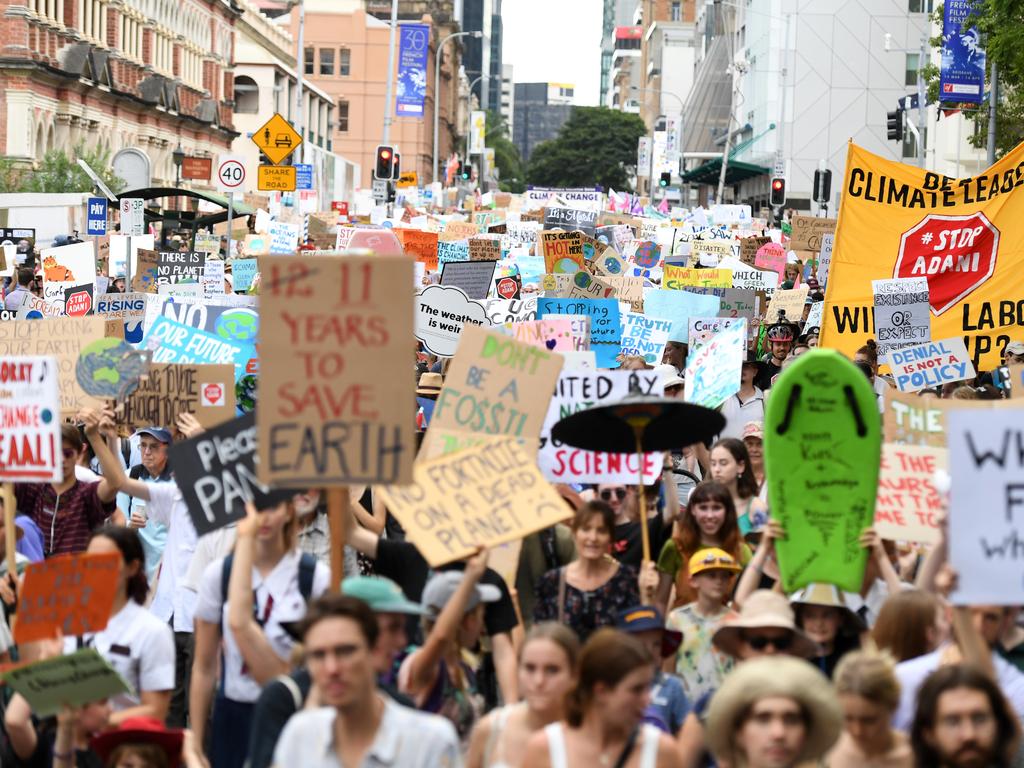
left=689, top=547, right=742, bottom=576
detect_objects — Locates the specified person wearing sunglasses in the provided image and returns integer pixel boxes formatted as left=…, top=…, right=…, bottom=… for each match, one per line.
left=676, top=590, right=817, bottom=767
left=14, top=408, right=123, bottom=557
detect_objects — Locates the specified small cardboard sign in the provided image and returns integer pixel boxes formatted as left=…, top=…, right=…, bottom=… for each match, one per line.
left=789, top=215, right=837, bottom=251
left=887, top=338, right=977, bottom=393
left=764, top=286, right=809, bottom=324
left=400, top=229, right=440, bottom=271
left=132, top=248, right=160, bottom=293
left=874, top=443, right=945, bottom=544
left=740, top=236, right=771, bottom=266
left=468, top=235, right=502, bottom=262
left=872, top=277, right=931, bottom=358
left=120, top=363, right=236, bottom=432
left=2, top=649, right=131, bottom=717
left=494, top=274, right=521, bottom=300
left=0, top=356, right=61, bottom=482
left=540, top=230, right=585, bottom=274
left=14, top=553, right=120, bottom=643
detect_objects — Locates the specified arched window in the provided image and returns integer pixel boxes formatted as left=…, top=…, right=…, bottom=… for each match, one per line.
left=233, top=75, right=258, bottom=113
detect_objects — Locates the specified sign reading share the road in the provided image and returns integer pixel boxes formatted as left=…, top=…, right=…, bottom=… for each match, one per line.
left=216, top=155, right=246, bottom=194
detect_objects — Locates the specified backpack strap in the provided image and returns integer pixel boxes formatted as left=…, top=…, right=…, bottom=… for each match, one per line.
left=220, top=552, right=235, bottom=606
left=297, top=552, right=316, bottom=602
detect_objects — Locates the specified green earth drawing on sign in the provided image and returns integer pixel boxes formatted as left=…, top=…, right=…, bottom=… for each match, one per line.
left=75, top=338, right=150, bottom=399
left=214, top=309, right=259, bottom=344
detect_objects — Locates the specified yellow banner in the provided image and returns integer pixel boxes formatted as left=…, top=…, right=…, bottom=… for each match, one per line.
left=820, top=141, right=1024, bottom=370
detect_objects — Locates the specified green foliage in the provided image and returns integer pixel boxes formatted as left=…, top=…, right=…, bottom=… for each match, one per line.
left=0, top=143, right=123, bottom=194
left=526, top=107, right=647, bottom=191
left=484, top=110, right=526, bottom=193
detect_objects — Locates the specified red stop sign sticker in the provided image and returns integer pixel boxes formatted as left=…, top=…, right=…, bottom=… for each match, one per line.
left=202, top=383, right=224, bottom=407
left=495, top=276, right=520, bottom=300
left=894, top=212, right=999, bottom=316
left=65, top=291, right=92, bottom=317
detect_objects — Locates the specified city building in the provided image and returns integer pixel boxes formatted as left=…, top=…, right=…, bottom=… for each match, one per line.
left=231, top=0, right=358, bottom=203
left=0, top=0, right=239, bottom=185
left=487, top=0, right=503, bottom=112
left=513, top=82, right=574, bottom=163
left=460, top=0, right=493, bottom=110
left=600, top=0, right=639, bottom=106
left=500, top=63, right=514, bottom=136
left=288, top=0, right=462, bottom=185
left=608, top=25, right=642, bottom=112
left=638, top=0, right=696, bottom=131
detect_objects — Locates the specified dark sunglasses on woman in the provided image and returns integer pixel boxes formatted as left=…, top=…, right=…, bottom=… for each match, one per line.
left=599, top=488, right=628, bottom=501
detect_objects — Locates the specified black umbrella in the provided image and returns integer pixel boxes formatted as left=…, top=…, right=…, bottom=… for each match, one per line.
left=552, top=373, right=725, bottom=562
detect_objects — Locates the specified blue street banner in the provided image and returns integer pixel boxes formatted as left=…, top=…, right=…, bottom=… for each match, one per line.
left=295, top=164, right=313, bottom=190
left=86, top=197, right=107, bottom=236
left=396, top=23, right=429, bottom=117
left=940, top=0, right=985, bottom=104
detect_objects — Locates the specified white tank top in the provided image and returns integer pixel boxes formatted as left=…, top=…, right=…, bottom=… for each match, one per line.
left=544, top=722, right=661, bottom=768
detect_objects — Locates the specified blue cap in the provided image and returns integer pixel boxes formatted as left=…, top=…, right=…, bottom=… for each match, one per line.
left=615, top=606, right=667, bottom=633
left=133, top=427, right=172, bottom=443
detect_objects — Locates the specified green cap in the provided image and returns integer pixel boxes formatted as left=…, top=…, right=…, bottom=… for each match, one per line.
left=342, top=575, right=425, bottom=616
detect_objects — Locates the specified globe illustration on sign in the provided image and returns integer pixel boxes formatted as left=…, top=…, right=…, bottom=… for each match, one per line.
left=214, top=309, right=259, bottom=343
left=75, top=338, right=150, bottom=399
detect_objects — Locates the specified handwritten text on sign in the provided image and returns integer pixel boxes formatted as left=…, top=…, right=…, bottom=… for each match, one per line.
left=258, top=256, right=415, bottom=486
left=887, top=337, right=977, bottom=393
left=378, top=436, right=570, bottom=566
left=874, top=444, right=945, bottom=544
left=0, top=356, right=61, bottom=482
left=14, top=552, right=120, bottom=643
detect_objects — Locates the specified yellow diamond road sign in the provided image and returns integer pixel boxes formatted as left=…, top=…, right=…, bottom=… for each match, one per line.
left=253, top=113, right=302, bottom=165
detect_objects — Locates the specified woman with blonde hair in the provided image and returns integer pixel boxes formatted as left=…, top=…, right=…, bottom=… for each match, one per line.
left=826, top=651, right=912, bottom=767
left=466, top=623, right=581, bottom=768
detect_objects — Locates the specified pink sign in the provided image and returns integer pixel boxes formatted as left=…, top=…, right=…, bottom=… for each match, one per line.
left=755, top=242, right=786, bottom=285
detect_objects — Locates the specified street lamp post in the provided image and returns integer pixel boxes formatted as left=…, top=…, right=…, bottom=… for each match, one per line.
left=433, top=30, right=483, bottom=186
left=172, top=143, right=184, bottom=216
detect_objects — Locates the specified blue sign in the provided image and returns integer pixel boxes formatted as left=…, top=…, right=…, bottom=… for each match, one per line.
left=940, top=0, right=985, bottom=104
left=86, top=197, right=107, bottom=235
left=396, top=24, right=429, bottom=117
left=295, top=164, right=313, bottom=190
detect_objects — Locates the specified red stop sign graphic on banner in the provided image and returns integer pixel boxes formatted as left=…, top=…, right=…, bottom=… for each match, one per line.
left=894, top=212, right=999, bottom=316
left=495, top=276, right=520, bottom=300
left=202, top=383, right=223, bottom=406
left=65, top=290, right=92, bottom=317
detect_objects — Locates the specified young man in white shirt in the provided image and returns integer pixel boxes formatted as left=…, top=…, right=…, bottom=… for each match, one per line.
left=719, top=357, right=766, bottom=440
left=273, top=594, right=461, bottom=768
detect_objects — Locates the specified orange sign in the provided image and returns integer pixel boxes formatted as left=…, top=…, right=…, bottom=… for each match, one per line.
left=14, top=552, right=120, bottom=643
left=258, top=165, right=297, bottom=192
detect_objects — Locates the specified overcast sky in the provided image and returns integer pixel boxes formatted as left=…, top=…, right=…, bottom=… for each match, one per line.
left=501, top=0, right=603, bottom=106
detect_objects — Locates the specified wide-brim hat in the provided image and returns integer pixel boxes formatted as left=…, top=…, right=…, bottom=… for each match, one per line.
left=712, top=590, right=818, bottom=659
left=706, top=656, right=842, bottom=764
left=789, top=582, right=866, bottom=636
left=90, top=717, right=184, bottom=765
left=417, top=372, right=443, bottom=396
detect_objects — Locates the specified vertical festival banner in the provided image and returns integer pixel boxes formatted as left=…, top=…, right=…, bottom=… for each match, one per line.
left=940, top=0, right=986, bottom=104
left=820, top=141, right=1024, bottom=371
left=396, top=23, right=430, bottom=117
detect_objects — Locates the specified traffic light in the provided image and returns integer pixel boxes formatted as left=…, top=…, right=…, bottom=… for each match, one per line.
left=462, top=163, right=473, bottom=181
left=813, top=169, right=832, bottom=204
left=887, top=110, right=904, bottom=142
left=393, top=152, right=401, bottom=178
left=659, top=172, right=671, bottom=188
left=770, top=177, right=786, bottom=207
left=374, top=145, right=394, bottom=180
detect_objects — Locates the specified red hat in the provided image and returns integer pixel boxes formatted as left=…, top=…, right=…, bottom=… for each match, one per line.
left=90, top=717, right=184, bottom=765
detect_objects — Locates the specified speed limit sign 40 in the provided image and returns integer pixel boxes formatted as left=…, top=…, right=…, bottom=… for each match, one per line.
left=216, top=154, right=247, bottom=193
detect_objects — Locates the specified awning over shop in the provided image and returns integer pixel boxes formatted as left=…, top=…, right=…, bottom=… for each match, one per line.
left=679, top=158, right=770, bottom=186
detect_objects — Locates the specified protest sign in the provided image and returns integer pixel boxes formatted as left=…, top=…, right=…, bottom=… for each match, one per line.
left=132, top=248, right=159, bottom=293
left=764, top=286, right=809, bottom=324
left=740, top=236, right=771, bottom=266
left=231, top=259, right=258, bottom=292
left=75, top=338, right=149, bottom=400
left=244, top=233, right=270, bottom=256
left=949, top=407, right=1024, bottom=604
left=887, top=337, right=976, bottom=393
left=494, top=274, right=521, bottom=300
left=804, top=301, right=824, bottom=330
left=593, top=246, right=629, bottom=278
left=440, top=260, right=498, bottom=300
left=0, top=319, right=104, bottom=412
left=721, top=258, right=777, bottom=295
left=817, top=233, right=834, bottom=284
left=415, top=285, right=490, bottom=357
left=874, top=443, right=945, bottom=545
left=484, top=297, right=537, bottom=325
left=544, top=207, right=598, bottom=235
left=789, top=215, right=836, bottom=251
left=663, top=266, right=733, bottom=290
left=687, top=317, right=745, bottom=351
left=754, top=242, right=786, bottom=279
left=155, top=251, right=206, bottom=285
left=468, top=235, right=502, bottom=262
left=620, top=312, right=672, bottom=364
left=143, top=316, right=254, bottom=380
left=41, top=242, right=95, bottom=313
left=194, top=230, right=221, bottom=254
left=14, top=552, right=120, bottom=643
left=16, top=293, right=62, bottom=319
left=120, top=363, right=235, bottom=432
left=143, top=294, right=258, bottom=347
left=63, top=284, right=94, bottom=317
left=169, top=412, right=293, bottom=535
left=399, top=229, right=439, bottom=271
left=541, top=230, right=584, bottom=274
left=883, top=389, right=948, bottom=447
left=0, top=356, right=60, bottom=482
left=643, top=289, right=721, bottom=343
left=427, top=325, right=563, bottom=454
left=159, top=283, right=202, bottom=300
left=540, top=370, right=665, bottom=484
left=440, top=220, right=478, bottom=241
left=437, top=240, right=470, bottom=264
left=377, top=436, right=571, bottom=566
left=96, top=293, right=146, bottom=344
left=567, top=272, right=615, bottom=301
left=507, top=319, right=575, bottom=352
left=692, top=240, right=733, bottom=267
left=541, top=315, right=591, bottom=351
left=3, top=650, right=131, bottom=717
left=258, top=255, right=415, bottom=486
left=268, top=221, right=300, bottom=253
left=684, top=319, right=745, bottom=407
left=537, top=297, right=621, bottom=368
left=872, top=277, right=931, bottom=357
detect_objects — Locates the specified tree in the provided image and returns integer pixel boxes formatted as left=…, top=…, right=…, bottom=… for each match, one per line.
left=483, top=110, right=526, bottom=193
left=526, top=107, right=647, bottom=191
left=927, top=1, right=1024, bottom=158
left=0, top=143, right=123, bottom=194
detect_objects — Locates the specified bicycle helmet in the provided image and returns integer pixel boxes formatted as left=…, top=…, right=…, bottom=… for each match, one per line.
left=766, top=323, right=796, bottom=343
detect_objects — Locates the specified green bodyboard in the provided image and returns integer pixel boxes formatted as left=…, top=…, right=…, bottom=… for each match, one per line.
left=763, top=349, right=881, bottom=592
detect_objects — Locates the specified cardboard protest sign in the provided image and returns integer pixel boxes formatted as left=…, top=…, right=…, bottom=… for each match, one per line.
left=874, top=443, right=945, bottom=545
left=169, top=412, right=293, bottom=535
left=0, top=319, right=105, bottom=412
left=438, top=240, right=470, bottom=264
left=789, top=215, right=836, bottom=251
left=74, top=338, right=149, bottom=400
left=537, top=298, right=621, bottom=368
left=949, top=407, right=1024, bottom=604
left=0, top=356, right=61, bottom=482
left=258, top=255, right=415, bottom=486
left=415, top=285, right=491, bottom=357
left=194, top=230, right=221, bottom=254
left=155, top=251, right=206, bottom=285
left=484, top=297, right=538, bottom=325
left=643, top=289, right=721, bottom=343
left=684, top=319, right=745, bottom=407
left=16, top=293, right=62, bottom=319
left=468, top=235, right=502, bottom=262
left=440, top=220, right=479, bottom=241
left=687, top=317, right=745, bottom=351
left=231, top=259, right=259, bottom=292
left=541, top=273, right=572, bottom=296
left=120, top=363, right=235, bottom=432
left=2, top=649, right=131, bottom=717
left=883, top=389, right=948, bottom=447
left=566, top=271, right=616, bottom=302
left=143, top=316, right=254, bottom=381
left=507, top=319, right=575, bottom=352
left=664, top=266, right=733, bottom=290
left=740, top=236, right=771, bottom=266
left=721, top=258, right=777, bottom=295
left=540, top=370, right=665, bottom=484
left=440, top=260, right=498, bottom=300
left=132, top=248, right=160, bottom=293
left=377, top=436, right=571, bottom=566
left=692, top=240, right=733, bottom=267
left=872, top=277, right=931, bottom=357
left=96, top=293, right=146, bottom=344
left=427, top=325, right=563, bottom=455
left=14, top=552, right=120, bottom=643
left=764, top=286, right=809, bottom=324
left=541, top=230, right=585, bottom=274
left=620, top=312, right=672, bottom=364
left=754, top=242, right=786, bottom=279
left=887, top=337, right=976, bottom=393
left=399, top=229, right=439, bottom=271
left=544, top=207, right=598, bottom=235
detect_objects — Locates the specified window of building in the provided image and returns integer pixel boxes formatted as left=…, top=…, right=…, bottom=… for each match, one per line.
left=319, top=48, right=334, bottom=75
left=339, top=47, right=350, bottom=76
left=909, top=0, right=933, bottom=11
left=671, top=1, right=681, bottom=21
left=337, top=100, right=349, bottom=132
left=304, top=47, right=314, bottom=75
left=233, top=75, right=259, bottom=113
left=905, top=53, right=919, bottom=87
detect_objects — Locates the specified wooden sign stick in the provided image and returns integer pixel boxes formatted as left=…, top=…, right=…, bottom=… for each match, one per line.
left=2, top=483, right=15, bottom=577
left=326, top=488, right=350, bottom=594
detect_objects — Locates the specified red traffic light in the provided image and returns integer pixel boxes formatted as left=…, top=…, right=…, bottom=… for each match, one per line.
left=772, top=179, right=784, bottom=191
left=379, top=149, right=391, bottom=159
